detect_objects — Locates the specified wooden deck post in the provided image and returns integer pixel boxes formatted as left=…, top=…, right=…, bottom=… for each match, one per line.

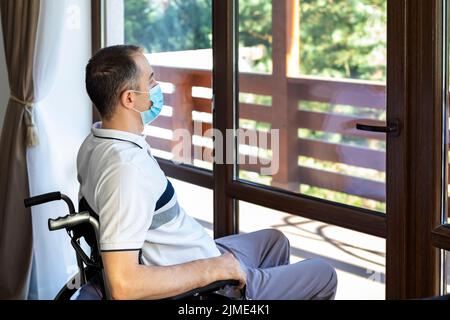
left=271, top=0, right=301, bottom=192
left=169, top=74, right=194, bottom=165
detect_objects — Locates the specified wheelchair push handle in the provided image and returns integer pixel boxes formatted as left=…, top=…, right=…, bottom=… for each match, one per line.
left=24, top=192, right=62, bottom=207
left=24, top=192, right=75, bottom=214
left=48, top=212, right=91, bottom=231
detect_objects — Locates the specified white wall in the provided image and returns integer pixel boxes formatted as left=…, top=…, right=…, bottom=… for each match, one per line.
left=0, top=14, right=10, bottom=129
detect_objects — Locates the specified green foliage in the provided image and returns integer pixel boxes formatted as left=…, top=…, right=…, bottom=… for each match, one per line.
left=238, top=0, right=272, bottom=72
left=125, top=0, right=386, bottom=80
left=300, top=0, right=387, bottom=81
left=125, top=0, right=212, bottom=52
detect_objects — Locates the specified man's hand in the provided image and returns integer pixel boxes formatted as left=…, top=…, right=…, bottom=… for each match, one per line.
left=215, top=252, right=247, bottom=289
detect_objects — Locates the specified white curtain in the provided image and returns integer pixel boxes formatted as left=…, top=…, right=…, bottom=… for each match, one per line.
left=0, top=13, right=9, bottom=127
left=27, top=0, right=92, bottom=300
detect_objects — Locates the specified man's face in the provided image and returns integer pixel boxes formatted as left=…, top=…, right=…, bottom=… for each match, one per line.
left=132, top=53, right=157, bottom=112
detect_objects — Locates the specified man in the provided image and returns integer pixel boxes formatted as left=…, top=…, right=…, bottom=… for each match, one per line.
left=78, top=45, right=337, bottom=300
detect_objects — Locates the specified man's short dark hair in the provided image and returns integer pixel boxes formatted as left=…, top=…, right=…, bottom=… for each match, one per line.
left=85, top=45, right=143, bottom=120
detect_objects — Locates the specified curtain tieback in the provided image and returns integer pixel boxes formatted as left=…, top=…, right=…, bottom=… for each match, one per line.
left=10, top=94, right=39, bottom=148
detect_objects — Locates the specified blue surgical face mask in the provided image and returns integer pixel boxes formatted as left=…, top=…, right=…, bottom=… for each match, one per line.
left=131, top=84, right=164, bottom=126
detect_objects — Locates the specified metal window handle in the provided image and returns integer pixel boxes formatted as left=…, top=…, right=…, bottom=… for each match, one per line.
left=356, top=119, right=400, bottom=136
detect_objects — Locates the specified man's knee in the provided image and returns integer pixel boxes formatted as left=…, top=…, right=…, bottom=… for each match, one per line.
left=264, top=229, right=290, bottom=260
left=312, top=258, right=338, bottom=300
left=264, top=229, right=289, bottom=245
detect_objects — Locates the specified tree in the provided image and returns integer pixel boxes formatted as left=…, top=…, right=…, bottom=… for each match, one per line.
left=300, top=0, right=386, bottom=81
left=125, top=0, right=212, bottom=53
left=124, top=0, right=387, bottom=81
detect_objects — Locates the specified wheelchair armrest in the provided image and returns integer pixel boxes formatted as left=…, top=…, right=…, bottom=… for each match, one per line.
left=167, top=279, right=240, bottom=300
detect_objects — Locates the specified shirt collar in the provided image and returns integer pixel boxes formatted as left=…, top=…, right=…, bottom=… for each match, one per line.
left=91, top=122, right=148, bottom=150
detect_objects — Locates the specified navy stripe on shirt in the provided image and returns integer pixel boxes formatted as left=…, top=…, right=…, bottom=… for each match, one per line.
left=155, top=179, right=175, bottom=211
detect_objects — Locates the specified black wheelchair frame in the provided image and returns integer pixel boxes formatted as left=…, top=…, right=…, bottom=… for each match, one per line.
left=24, top=192, right=240, bottom=300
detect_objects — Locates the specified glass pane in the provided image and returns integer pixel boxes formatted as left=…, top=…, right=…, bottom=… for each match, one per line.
left=239, top=201, right=386, bottom=299
left=236, top=0, right=387, bottom=212
left=120, top=0, right=213, bottom=170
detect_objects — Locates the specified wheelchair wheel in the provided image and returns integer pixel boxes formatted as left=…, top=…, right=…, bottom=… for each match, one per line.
left=54, top=274, right=79, bottom=300
left=54, top=273, right=104, bottom=300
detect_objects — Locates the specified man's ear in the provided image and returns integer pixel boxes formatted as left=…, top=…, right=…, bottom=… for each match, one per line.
left=119, top=90, right=134, bottom=110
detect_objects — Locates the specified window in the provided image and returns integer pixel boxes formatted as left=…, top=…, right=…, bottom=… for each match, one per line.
left=236, top=0, right=387, bottom=213
left=99, top=0, right=447, bottom=299
left=108, top=0, right=214, bottom=170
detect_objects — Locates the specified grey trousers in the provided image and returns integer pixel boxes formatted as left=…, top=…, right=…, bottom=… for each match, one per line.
left=215, top=229, right=338, bottom=300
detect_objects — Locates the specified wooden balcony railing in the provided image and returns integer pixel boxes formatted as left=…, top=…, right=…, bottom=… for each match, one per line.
left=149, top=65, right=387, bottom=209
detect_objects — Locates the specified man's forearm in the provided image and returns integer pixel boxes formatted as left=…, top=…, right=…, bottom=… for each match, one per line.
left=111, top=256, right=223, bottom=300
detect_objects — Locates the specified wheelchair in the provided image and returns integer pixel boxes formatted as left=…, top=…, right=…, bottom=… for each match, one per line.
left=24, top=192, right=241, bottom=300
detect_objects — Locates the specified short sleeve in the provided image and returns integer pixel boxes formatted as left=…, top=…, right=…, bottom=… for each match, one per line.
left=95, top=163, right=156, bottom=251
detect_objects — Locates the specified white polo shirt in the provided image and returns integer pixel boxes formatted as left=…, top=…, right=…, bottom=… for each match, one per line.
left=77, top=122, right=221, bottom=266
